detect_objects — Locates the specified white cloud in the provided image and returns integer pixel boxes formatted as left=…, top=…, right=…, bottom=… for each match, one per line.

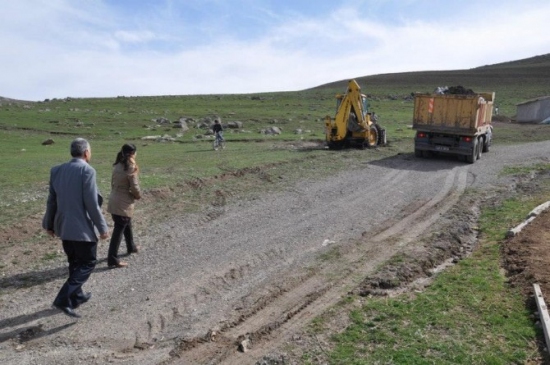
left=0, top=0, right=549, bottom=100
left=114, top=30, right=157, bottom=44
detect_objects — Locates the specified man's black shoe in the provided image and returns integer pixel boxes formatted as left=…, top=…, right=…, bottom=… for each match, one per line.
left=82, top=291, right=92, bottom=303
left=53, top=304, right=81, bottom=318
left=74, top=292, right=92, bottom=309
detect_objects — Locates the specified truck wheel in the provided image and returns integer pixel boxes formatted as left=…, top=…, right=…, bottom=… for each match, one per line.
left=476, top=137, right=482, bottom=160
left=466, top=138, right=478, bottom=164
left=482, top=136, right=490, bottom=153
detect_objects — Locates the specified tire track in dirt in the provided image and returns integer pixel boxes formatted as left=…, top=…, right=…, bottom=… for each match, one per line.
left=125, top=165, right=417, bottom=360
left=166, top=165, right=469, bottom=364
left=372, top=165, right=467, bottom=244
left=139, top=165, right=419, bottom=348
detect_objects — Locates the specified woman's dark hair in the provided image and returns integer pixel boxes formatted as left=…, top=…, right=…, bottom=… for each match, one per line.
left=113, top=143, right=137, bottom=171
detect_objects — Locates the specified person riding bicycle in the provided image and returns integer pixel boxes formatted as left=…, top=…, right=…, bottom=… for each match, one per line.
left=212, top=119, right=224, bottom=141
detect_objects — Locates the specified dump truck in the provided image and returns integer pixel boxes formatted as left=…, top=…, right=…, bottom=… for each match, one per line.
left=413, top=90, right=495, bottom=163
left=325, top=79, right=386, bottom=149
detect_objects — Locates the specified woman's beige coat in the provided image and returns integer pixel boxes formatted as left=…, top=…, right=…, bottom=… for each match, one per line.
left=107, top=158, right=141, bottom=217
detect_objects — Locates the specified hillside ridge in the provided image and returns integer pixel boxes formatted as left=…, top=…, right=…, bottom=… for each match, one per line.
left=475, top=53, right=550, bottom=69
left=0, top=96, right=33, bottom=104
left=311, top=53, right=550, bottom=91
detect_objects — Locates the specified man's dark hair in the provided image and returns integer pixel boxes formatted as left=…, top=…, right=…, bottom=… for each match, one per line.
left=70, top=138, right=90, bottom=157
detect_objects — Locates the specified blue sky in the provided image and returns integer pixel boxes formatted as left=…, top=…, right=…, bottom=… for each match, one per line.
left=1, top=0, right=549, bottom=100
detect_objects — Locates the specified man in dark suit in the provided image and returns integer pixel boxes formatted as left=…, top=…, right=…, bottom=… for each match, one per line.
left=43, top=138, right=110, bottom=318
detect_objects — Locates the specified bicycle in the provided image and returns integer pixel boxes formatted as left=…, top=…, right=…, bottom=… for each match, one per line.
left=213, top=132, right=226, bottom=150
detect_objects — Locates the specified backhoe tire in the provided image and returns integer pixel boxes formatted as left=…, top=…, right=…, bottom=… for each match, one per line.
left=366, top=125, right=379, bottom=148
left=374, top=124, right=385, bottom=146
left=328, top=141, right=344, bottom=150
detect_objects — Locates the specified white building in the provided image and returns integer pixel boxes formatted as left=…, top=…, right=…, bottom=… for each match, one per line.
left=516, top=96, right=550, bottom=123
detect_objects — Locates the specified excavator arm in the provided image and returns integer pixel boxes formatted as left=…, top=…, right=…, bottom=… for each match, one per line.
left=325, top=79, right=380, bottom=149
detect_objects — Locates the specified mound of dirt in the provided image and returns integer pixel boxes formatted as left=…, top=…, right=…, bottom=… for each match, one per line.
left=502, top=207, right=550, bottom=299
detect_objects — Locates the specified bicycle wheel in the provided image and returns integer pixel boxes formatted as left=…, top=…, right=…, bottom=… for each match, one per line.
left=213, top=138, right=219, bottom=150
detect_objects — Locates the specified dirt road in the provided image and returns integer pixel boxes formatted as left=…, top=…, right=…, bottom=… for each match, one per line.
left=2, top=140, right=550, bottom=364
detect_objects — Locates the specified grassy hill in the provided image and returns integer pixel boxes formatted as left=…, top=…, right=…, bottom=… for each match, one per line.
left=0, top=96, right=30, bottom=104
left=312, top=53, right=550, bottom=116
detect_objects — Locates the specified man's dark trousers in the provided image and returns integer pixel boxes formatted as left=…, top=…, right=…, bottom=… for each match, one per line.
left=53, top=240, right=97, bottom=309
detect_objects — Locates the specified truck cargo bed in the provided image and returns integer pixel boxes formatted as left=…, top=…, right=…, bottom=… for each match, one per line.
left=413, top=92, right=494, bottom=133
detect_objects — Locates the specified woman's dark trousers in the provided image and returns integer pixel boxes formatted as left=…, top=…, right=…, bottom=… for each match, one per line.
left=107, top=214, right=136, bottom=266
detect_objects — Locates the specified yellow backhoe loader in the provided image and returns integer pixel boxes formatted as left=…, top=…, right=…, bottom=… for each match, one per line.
left=325, top=79, right=386, bottom=149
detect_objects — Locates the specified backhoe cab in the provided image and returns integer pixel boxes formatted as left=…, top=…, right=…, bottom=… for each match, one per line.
left=325, top=79, right=386, bottom=150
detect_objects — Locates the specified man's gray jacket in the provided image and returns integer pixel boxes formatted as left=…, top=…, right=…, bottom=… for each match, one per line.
left=42, top=158, right=108, bottom=242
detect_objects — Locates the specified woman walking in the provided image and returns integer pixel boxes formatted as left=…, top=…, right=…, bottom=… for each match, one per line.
left=107, top=144, right=141, bottom=268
